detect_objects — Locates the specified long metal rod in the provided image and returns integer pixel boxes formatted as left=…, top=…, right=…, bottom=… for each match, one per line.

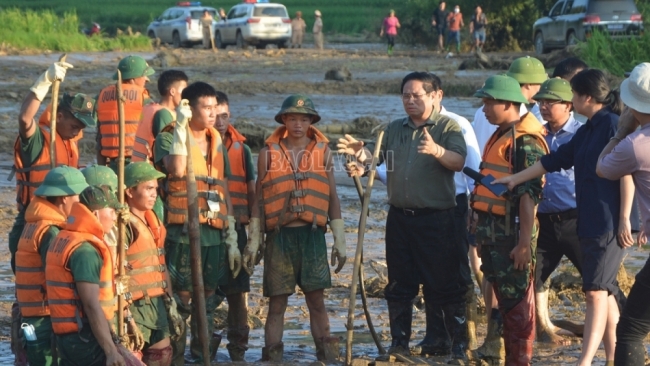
left=49, top=53, right=67, bottom=169
left=345, top=131, right=384, bottom=366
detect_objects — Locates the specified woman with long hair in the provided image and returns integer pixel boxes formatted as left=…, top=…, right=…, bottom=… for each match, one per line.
left=493, top=68, right=633, bottom=366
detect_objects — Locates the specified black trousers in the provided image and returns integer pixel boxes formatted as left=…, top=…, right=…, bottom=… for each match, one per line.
left=455, top=194, right=472, bottom=287
left=615, top=257, right=650, bottom=365
left=385, top=206, right=465, bottom=306
left=534, top=213, right=583, bottom=292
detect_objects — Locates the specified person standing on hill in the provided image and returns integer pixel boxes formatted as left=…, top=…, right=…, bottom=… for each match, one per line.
left=380, top=9, right=401, bottom=56
left=446, top=5, right=464, bottom=53
left=313, top=10, right=324, bottom=50
left=291, top=11, right=306, bottom=48
left=469, top=6, right=487, bottom=53
left=431, top=2, right=448, bottom=53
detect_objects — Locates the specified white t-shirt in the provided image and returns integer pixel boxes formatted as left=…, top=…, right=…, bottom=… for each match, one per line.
left=472, top=103, right=545, bottom=156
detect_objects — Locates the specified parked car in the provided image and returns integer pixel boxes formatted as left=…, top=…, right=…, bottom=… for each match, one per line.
left=147, top=2, right=218, bottom=48
left=532, top=0, right=644, bottom=54
left=214, top=1, right=291, bottom=49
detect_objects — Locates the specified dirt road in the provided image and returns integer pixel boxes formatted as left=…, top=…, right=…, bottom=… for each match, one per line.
left=0, top=45, right=644, bottom=364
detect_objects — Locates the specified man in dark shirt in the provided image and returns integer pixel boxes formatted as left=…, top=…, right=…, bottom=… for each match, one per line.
left=431, top=2, right=448, bottom=52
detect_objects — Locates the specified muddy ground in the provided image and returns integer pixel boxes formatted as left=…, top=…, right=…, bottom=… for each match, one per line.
left=0, top=44, right=647, bottom=365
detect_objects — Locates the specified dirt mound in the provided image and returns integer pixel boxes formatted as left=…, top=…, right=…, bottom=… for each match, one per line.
left=459, top=53, right=510, bottom=71
left=537, top=46, right=580, bottom=69
left=325, top=67, right=352, bottom=82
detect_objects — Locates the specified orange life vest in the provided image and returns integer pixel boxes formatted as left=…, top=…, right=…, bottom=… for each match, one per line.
left=261, top=126, right=330, bottom=231
left=46, top=202, right=116, bottom=335
left=16, top=197, right=67, bottom=317
left=163, top=124, right=229, bottom=229
left=97, top=84, right=145, bottom=159
left=470, top=112, right=549, bottom=216
left=132, top=103, right=166, bottom=164
left=125, top=210, right=167, bottom=302
left=12, top=125, right=79, bottom=211
left=225, top=125, right=251, bottom=225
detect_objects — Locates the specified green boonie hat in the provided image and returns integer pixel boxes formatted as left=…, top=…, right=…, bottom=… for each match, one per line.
left=112, top=55, right=155, bottom=80
left=274, top=94, right=321, bottom=124
left=81, top=164, right=118, bottom=190
left=506, top=56, right=548, bottom=85
left=34, top=166, right=88, bottom=197
left=79, top=185, right=120, bottom=211
left=533, top=77, right=573, bottom=102
left=61, top=93, right=97, bottom=128
left=474, top=74, right=529, bottom=104
left=125, top=162, right=165, bottom=189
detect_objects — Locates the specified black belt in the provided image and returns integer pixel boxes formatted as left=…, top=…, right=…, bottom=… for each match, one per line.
left=537, top=208, right=577, bottom=223
left=390, top=205, right=440, bottom=217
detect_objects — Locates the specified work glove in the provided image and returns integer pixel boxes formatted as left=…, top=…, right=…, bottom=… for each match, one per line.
left=114, top=275, right=130, bottom=296
left=164, top=294, right=184, bottom=341
left=170, top=99, right=192, bottom=156
left=329, top=219, right=347, bottom=274
left=126, top=318, right=145, bottom=351
left=242, top=217, right=261, bottom=276
left=116, top=204, right=130, bottom=224
left=30, top=61, right=74, bottom=101
left=226, top=215, right=242, bottom=278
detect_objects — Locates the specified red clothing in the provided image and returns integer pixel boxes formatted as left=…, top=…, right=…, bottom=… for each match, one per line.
left=383, top=16, right=399, bottom=36
left=447, top=12, right=463, bottom=31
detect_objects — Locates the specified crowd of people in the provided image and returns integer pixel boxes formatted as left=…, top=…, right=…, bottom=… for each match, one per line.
left=7, top=39, right=650, bottom=366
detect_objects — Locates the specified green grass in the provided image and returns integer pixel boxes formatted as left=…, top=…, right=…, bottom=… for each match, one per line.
left=578, top=31, right=650, bottom=77
left=0, top=8, right=152, bottom=52
left=0, top=0, right=399, bottom=36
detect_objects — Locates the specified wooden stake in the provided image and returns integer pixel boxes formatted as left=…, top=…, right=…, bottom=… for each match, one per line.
left=49, top=53, right=67, bottom=169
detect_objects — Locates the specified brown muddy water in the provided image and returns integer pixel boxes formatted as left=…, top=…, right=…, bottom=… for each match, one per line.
left=0, top=46, right=647, bottom=364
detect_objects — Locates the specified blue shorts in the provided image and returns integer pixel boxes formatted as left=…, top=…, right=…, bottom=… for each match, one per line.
left=474, top=30, right=486, bottom=42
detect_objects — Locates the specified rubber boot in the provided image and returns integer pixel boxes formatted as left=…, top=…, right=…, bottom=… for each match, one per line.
left=261, top=342, right=284, bottom=362
left=315, top=336, right=340, bottom=362
left=386, top=301, right=412, bottom=355
left=142, top=345, right=173, bottom=366
left=412, top=302, right=451, bottom=356
left=226, top=326, right=249, bottom=361
left=476, top=308, right=505, bottom=365
left=442, top=302, right=469, bottom=364
left=11, top=302, right=28, bottom=366
left=466, top=285, right=479, bottom=350
left=190, top=293, right=224, bottom=362
left=210, top=332, right=222, bottom=362
left=502, top=284, right=535, bottom=366
left=171, top=299, right=191, bottom=366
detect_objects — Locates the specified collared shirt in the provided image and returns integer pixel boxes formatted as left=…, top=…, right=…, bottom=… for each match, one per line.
left=377, top=109, right=467, bottom=210
left=540, top=107, right=620, bottom=238
left=440, top=106, right=481, bottom=195
left=537, top=116, right=581, bottom=213
left=473, top=104, right=531, bottom=156
left=598, top=123, right=650, bottom=234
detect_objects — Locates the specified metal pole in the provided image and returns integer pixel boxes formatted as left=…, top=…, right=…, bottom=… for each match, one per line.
left=345, top=131, right=384, bottom=365
left=49, top=53, right=67, bottom=169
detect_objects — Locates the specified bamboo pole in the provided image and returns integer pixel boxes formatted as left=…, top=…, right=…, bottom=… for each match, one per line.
left=116, top=70, right=126, bottom=338
left=49, top=53, right=67, bottom=169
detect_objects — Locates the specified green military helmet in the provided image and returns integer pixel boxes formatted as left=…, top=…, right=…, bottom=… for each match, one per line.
left=79, top=185, right=120, bottom=211
left=125, top=162, right=166, bottom=189
left=274, top=94, right=321, bottom=124
left=474, top=74, right=529, bottom=104
left=34, top=166, right=89, bottom=197
left=506, top=56, right=548, bottom=84
left=81, top=164, right=118, bottom=190
left=533, top=77, right=573, bottom=102
left=112, top=55, right=155, bottom=80
left=61, top=93, right=97, bottom=128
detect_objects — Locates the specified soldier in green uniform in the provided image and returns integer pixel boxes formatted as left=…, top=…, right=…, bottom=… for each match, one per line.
left=470, top=75, right=548, bottom=365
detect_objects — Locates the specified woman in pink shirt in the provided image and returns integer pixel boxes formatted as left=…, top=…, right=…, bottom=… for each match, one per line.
left=380, top=10, right=401, bottom=56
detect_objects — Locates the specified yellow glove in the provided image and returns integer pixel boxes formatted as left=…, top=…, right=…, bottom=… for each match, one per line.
left=170, top=99, right=192, bottom=156
left=242, top=217, right=261, bottom=276
left=329, top=219, right=347, bottom=274
left=30, top=61, right=74, bottom=101
left=226, top=215, right=242, bottom=278
left=126, top=318, right=145, bottom=351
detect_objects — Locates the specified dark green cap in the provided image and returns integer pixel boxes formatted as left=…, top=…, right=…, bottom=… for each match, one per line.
left=61, top=93, right=97, bottom=128
left=533, top=77, right=573, bottom=102
left=506, top=56, right=548, bottom=84
left=125, top=162, right=166, bottom=189
left=274, top=94, right=321, bottom=124
left=474, top=74, right=529, bottom=104
left=81, top=165, right=118, bottom=190
left=34, top=166, right=88, bottom=197
left=112, top=55, right=155, bottom=80
left=79, top=185, right=120, bottom=211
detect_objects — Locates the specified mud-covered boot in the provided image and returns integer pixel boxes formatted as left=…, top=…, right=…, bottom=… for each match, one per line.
left=466, top=285, right=479, bottom=350
left=261, top=342, right=284, bottom=362
left=412, top=302, right=451, bottom=356
left=171, top=299, right=191, bottom=366
left=442, top=302, right=470, bottom=365
left=190, top=292, right=224, bottom=362
left=315, top=336, right=340, bottom=362
left=503, top=285, right=535, bottom=366
left=226, top=326, right=250, bottom=361
left=476, top=308, right=505, bottom=365
left=386, top=301, right=413, bottom=355
left=210, top=332, right=222, bottom=362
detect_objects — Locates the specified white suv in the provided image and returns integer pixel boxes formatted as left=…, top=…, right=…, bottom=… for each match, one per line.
left=147, top=2, right=218, bottom=48
left=214, top=2, right=291, bottom=49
